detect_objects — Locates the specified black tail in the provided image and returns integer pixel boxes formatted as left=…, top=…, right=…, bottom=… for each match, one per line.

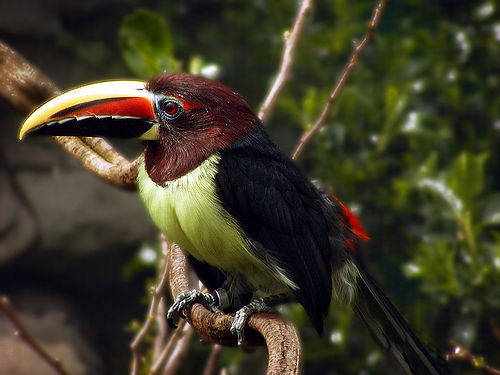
left=354, top=267, right=446, bottom=374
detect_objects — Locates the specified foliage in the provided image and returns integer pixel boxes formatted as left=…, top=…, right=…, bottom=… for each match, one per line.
left=116, top=1, right=500, bottom=374
left=120, top=9, right=179, bottom=78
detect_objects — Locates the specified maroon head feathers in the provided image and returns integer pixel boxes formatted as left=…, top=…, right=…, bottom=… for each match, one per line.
left=144, top=73, right=260, bottom=184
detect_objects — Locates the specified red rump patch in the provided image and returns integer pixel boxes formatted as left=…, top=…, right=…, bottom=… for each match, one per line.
left=332, top=195, right=370, bottom=242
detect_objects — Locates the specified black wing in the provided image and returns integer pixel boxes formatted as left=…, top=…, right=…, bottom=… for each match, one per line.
left=215, top=127, right=348, bottom=332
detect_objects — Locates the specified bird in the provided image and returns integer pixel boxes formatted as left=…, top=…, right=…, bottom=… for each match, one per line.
left=20, top=73, right=446, bottom=374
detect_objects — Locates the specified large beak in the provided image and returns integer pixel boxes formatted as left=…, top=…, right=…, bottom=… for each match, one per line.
left=19, top=80, right=159, bottom=141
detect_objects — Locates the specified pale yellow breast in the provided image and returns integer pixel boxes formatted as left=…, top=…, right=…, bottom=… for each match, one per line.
left=137, top=154, right=293, bottom=293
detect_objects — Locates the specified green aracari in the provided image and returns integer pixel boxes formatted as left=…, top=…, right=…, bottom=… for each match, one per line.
left=20, top=73, right=446, bottom=374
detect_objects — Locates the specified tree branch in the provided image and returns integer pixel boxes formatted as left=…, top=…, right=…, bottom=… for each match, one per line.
left=0, top=40, right=139, bottom=190
left=258, top=0, right=313, bottom=124
left=52, top=136, right=140, bottom=190
left=446, top=341, right=500, bottom=375
left=202, top=344, right=223, bottom=375
left=131, top=235, right=172, bottom=375
left=291, top=0, right=388, bottom=160
left=148, top=320, right=192, bottom=375
left=167, top=244, right=302, bottom=375
left=0, top=41, right=59, bottom=113
left=153, top=297, right=168, bottom=361
left=162, top=322, right=195, bottom=375
left=0, top=296, right=70, bottom=375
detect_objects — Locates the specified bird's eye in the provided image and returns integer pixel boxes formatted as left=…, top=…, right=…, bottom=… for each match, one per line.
left=162, top=100, right=182, bottom=118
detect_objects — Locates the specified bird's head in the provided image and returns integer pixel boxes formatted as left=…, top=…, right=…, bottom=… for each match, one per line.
left=19, top=73, right=260, bottom=183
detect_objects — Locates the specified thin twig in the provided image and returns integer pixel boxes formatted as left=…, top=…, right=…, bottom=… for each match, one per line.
left=446, top=341, right=500, bottom=375
left=292, top=0, right=388, bottom=160
left=258, top=0, right=313, bottom=124
left=131, top=235, right=172, bottom=375
left=203, top=344, right=223, bottom=375
left=153, top=297, right=168, bottom=361
left=162, top=322, right=195, bottom=375
left=148, top=320, right=189, bottom=375
left=0, top=296, right=70, bottom=375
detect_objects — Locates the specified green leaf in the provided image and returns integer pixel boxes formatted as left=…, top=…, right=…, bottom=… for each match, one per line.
left=447, top=152, right=488, bottom=210
left=188, top=56, right=220, bottom=78
left=495, top=234, right=500, bottom=272
left=405, top=241, right=459, bottom=296
left=188, top=56, right=204, bottom=75
left=377, top=85, right=407, bottom=152
left=119, top=9, right=178, bottom=78
left=481, top=194, right=500, bottom=226
left=384, top=86, right=400, bottom=119
left=418, top=177, right=463, bottom=214
left=302, top=86, right=322, bottom=124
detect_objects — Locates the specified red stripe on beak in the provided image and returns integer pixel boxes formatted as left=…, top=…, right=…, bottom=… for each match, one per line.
left=50, top=97, right=156, bottom=121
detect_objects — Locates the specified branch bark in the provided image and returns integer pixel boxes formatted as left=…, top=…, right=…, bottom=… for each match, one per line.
left=258, top=0, right=313, bottom=124
left=202, top=344, right=223, bottom=375
left=162, top=322, right=195, bottom=375
left=446, top=341, right=500, bottom=375
left=0, top=40, right=139, bottom=190
left=167, top=244, right=302, bottom=375
left=148, top=320, right=192, bottom=375
left=0, top=296, right=70, bottom=375
left=52, top=136, right=140, bottom=190
left=131, top=235, right=172, bottom=375
left=292, top=0, right=388, bottom=160
left=0, top=41, right=59, bottom=113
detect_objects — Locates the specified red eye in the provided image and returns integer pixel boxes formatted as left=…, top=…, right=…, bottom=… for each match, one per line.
left=164, top=100, right=180, bottom=116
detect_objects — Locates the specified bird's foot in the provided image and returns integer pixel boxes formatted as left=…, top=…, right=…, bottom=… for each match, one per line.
left=230, top=294, right=291, bottom=346
left=167, top=289, right=223, bottom=328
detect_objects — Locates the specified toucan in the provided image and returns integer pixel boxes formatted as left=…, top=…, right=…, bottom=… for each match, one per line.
left=20, top=73, right=445, bottom=374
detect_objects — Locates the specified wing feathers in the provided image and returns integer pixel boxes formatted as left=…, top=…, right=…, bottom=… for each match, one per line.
left=214, top=128, right=347, bottom=332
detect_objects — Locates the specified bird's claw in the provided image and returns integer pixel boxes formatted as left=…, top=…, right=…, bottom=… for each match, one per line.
left=167, top=289, right=222, bottom=328
left=230, top=298, right=272, bottom=346
left=168, top=292, right=284, bottom=347
left=231, top=306, right=251, bottom=346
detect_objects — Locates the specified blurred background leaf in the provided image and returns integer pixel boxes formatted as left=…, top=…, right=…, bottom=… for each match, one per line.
left=119, top=9, right=179, bottom=78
